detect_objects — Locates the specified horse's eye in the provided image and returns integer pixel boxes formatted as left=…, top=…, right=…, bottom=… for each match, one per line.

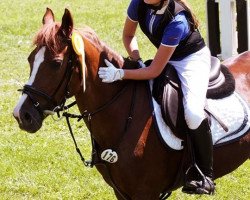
left=51, top=59, right=63, bottom=68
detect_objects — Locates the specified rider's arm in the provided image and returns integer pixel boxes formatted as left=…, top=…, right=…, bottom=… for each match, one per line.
left=123, top=44, right=176, bottom=80
left=123, top=17, right=141, bottom=61
left=122, top=14, right=188, bottom=80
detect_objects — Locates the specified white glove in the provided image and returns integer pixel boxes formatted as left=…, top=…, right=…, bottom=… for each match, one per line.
left=98, top=59, right=124, bottom=83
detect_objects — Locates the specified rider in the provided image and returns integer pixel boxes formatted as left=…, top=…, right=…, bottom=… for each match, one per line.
left=98, top=0, right=215, bottom=195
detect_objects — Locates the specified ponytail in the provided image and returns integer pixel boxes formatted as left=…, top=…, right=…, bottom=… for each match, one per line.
left=175, top=0, right=200, bottom=30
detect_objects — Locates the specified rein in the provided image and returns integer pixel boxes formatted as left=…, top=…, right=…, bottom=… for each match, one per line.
left=61, top=83, right=132, bottom=167
left=60, top=82, right=137, bottom=200
left=20, top=41, right=138, bottom=199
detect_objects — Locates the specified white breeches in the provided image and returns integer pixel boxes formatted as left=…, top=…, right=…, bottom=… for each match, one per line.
left=169, top=47, right=211, bottom=130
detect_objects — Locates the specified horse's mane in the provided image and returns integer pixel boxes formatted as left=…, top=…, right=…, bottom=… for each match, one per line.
left=33, top=22, right=124, bottom=67
left=78, top=26, right=124, bottom=67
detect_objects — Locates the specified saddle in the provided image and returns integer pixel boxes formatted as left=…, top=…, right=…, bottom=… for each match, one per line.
left=150, top=56, right=236, bottom=135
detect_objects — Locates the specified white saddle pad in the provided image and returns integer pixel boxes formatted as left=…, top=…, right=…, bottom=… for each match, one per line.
left=152, top=91, right=250, bottom=151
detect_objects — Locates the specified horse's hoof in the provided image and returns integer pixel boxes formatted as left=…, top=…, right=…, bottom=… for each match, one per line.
left=182, top=177, right=215, bottom=195
left=182, top=185, right=215, bottom=195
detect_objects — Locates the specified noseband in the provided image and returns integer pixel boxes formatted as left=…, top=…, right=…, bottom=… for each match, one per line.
left=19, top=44, right=77, bottom=117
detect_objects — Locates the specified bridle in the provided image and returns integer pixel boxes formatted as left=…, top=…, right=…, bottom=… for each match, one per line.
left=19, top=42, right=140, bottom=200
left=19, top=43, right=77, bottom=117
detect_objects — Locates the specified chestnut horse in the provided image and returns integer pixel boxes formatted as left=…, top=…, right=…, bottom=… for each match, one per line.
left=13, top=8, right=250, bottom=199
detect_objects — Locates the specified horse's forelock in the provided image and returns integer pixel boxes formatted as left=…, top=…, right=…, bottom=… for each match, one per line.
left=33, top=22, right=62, bottom=53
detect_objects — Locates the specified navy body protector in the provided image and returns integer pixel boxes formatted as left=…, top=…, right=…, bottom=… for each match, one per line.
left=137, top=0, right=205, bottom=60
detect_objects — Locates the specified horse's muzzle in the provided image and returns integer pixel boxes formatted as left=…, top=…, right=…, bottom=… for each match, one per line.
left=13, top=105, right=43, bottom=133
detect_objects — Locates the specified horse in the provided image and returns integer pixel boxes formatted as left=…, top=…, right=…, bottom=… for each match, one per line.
left=13, top=8, right=250, bottom=200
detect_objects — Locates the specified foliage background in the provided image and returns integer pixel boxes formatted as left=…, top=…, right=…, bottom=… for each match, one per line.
left=0, top=0, right=249, bottom=199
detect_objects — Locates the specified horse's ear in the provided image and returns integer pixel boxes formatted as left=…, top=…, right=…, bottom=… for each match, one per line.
left=43, top=8, right=55, bottom=25
left=59, top=8, right=74, bottom=39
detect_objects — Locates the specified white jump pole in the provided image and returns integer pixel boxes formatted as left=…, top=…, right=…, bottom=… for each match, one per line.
left=217, top=0, right=238, bottom=60
left=207, top=0, right=250, bottom=60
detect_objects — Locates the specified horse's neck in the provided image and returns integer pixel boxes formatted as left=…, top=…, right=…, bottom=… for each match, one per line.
left=83, top=36, right=124, bottom=80
left=74, top=37, right=155, bottom=147
left=75, top=82, right=135, bottom=146
left=78, top=76, right=152, bottom=146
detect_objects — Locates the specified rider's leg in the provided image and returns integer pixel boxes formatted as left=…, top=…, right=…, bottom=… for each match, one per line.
left=183, top=118, right=215, bottom=195
left=170, top=47, right=215, bottom=195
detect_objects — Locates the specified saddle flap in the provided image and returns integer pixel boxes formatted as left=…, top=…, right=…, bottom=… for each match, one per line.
left=151, top=57, right=235, bottom=135
left=153, top=64, right=186, bottom=134
left=161, top=81, right=180, bottom=130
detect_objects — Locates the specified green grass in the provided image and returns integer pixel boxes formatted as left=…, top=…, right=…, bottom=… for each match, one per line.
left=0, top=0, right=249, bottom=199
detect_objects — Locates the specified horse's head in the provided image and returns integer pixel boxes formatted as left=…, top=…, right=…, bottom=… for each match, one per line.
left=13, top=8, right=138, bottom=133
left=13, top=8, right=83, bottom=133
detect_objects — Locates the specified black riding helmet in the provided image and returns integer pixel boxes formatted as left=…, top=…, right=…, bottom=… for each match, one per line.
left=145, top=0, right=168, bottom=12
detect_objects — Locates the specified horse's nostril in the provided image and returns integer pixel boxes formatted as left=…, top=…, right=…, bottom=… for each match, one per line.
left=24, top=112, right=32, bottom=124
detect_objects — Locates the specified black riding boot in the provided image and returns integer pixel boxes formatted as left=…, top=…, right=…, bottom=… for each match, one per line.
left=182, top=118, right=215, bottom=195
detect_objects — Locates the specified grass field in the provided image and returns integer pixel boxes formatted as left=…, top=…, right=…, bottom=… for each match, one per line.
left=0, top=0, right=249, bottom=199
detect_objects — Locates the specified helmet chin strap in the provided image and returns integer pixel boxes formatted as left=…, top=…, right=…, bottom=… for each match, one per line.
left=145, top=0, right=167, bottom=13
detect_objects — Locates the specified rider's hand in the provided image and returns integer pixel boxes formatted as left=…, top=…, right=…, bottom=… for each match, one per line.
left=98, top=59, right=124, bottom=83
